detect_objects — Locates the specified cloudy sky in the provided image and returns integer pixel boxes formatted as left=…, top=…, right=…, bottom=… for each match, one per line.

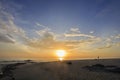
left=0, top=0, right=120, bottom=60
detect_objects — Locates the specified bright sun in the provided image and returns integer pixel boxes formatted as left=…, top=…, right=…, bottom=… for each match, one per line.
left=56, top=50, right=66, bottom=58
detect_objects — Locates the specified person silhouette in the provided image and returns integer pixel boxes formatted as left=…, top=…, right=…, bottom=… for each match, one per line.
left=97, top=56, right=99, bottom=60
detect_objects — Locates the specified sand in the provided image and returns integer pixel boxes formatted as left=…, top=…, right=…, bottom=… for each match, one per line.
left=1, top=59, right=120, bottom=80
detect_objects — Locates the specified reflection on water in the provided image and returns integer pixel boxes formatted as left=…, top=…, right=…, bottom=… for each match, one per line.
left=59, top=57, right=63, bottom=61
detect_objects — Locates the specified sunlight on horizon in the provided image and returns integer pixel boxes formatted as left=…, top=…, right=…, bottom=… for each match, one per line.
left=59, top=57, right=63, bottom=61
left=56, top=50, right=66, bottom=61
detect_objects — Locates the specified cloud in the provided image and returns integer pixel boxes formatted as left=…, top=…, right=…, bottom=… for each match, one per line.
left=115, top=34, right=120, bottom=39
left=27, top=27, right=100, bottom=51
left=25, top=28, right=56, bottom=49
left=36, top=22, right=46, bottom=28
left=97, top=34, right=120, bottom=49
left=0, top=1, right=120, bottom=56
left=97, top=37, right=115, bottom=49
left=98, top=43, right=112, bottom=49
left=116, top=42, right=120, bottom=47
left=0, top=3, right=27, bottom=44
left=0, top=2, right=58, bottom=50
left=0, top=32, right=15, bottom=43
left=64, top=28, right=119, bottom=51
left=64, top=28, right=95, bottom=38
left=0, top=11, right=15, bottom=43
left=90, top=31, right=94, bottom=34
left=36, top=28, right=53, bottom=37
left=64, top=33, right=95, bottom=38
left=70, top=28, right=80, bottom=33
left=0, top=5, right=118, bottom=52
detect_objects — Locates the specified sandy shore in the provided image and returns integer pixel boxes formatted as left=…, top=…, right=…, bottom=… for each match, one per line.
left=1, top=59, right=120, bottom=80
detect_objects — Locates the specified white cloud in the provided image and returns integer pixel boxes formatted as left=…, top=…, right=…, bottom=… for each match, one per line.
left=36, top=22, right=46, bottom=28
left=0, top=4, right=27, bottom=44
left=36, top=28, right=51, bottom=36
left=64, top=33, right=95, bottom=38
left=65, top=28, right=95, bottom=38
left=70, top=28, right=80, bottom=33
left=90, top=31, right=94, bottom=34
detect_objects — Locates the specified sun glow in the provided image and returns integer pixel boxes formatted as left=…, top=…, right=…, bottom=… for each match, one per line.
left=56, top=50, right=66, bottom=61
left=56, top=50, right=66, bottom=57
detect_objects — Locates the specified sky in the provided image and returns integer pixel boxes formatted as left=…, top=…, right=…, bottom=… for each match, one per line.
left=0, top=0, right=120, bottom=61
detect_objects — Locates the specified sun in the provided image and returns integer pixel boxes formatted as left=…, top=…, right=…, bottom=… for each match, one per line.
left=56, top=50, right=66, bottom=57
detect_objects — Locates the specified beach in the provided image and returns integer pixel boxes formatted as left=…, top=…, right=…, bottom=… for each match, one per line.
left=1, top=59, right=120, bottom=80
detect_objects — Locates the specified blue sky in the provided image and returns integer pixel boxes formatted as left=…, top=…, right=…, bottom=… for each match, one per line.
left=7, top=0, right=120, bottom=36
left=18, top=0, right=120, bottom=44
left=0, top=0, right=120, bottom=60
